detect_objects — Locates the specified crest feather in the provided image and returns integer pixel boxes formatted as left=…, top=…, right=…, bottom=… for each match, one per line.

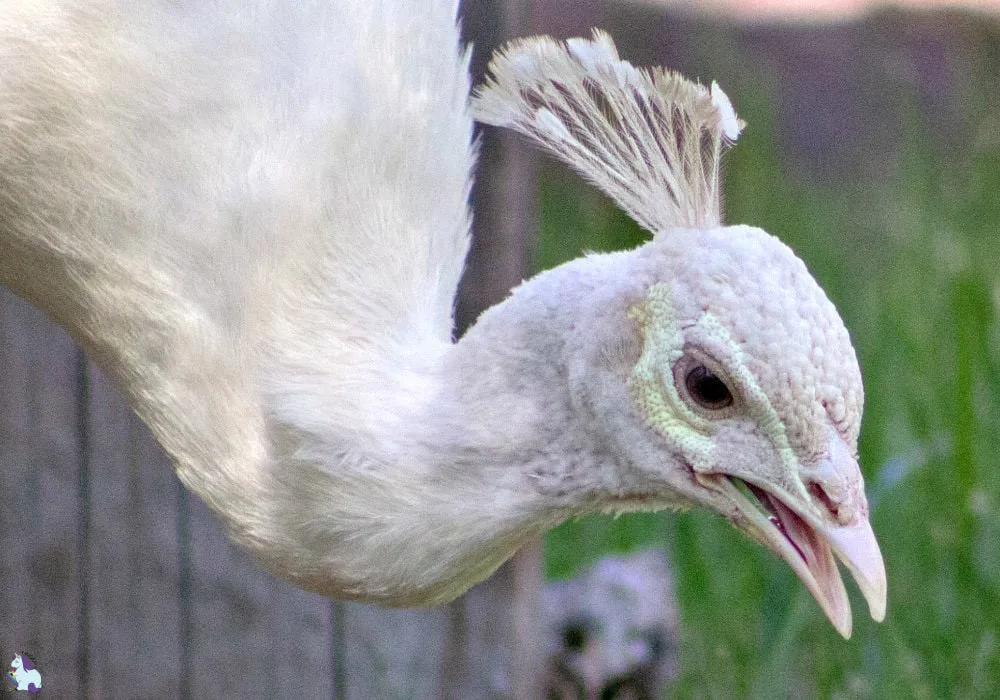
left=472, top=29, right=745, bottom=233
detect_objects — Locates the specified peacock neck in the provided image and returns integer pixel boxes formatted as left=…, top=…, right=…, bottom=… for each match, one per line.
left=263, top=249, right=653, bottom=605
left=110, top=243, right=658, bottom=606
left=435, top=250, right=646, bottom=511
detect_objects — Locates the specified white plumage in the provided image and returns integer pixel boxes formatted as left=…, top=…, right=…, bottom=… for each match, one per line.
left=473, top=30, right=742, bottom=232
left=0, top=1, right=885, bottom=636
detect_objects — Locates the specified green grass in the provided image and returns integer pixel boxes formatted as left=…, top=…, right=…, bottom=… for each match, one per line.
left=537, top=19, right=1000, bottom=697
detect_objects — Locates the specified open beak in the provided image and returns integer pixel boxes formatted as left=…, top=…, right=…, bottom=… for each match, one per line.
left=699, top=439, right=887, bottom=639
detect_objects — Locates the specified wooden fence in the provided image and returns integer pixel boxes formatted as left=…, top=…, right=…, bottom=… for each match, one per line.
left=2, top=2, right=988, bottom=697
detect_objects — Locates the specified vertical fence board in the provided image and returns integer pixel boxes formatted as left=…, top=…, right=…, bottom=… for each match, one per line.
left=0, top=293, right=39, bottom=675
left=343, top=605, right=447, bottom=699
left=452, top=0, right=543, bottom=695
left=0, top=290, right=85, bottom=697
left=184, top=496, right=337, bottom=697
left=83, top=366, right=184, bottom=698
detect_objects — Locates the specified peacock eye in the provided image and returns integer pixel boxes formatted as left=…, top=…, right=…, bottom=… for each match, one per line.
left=684, top=364, right=733, bottom=410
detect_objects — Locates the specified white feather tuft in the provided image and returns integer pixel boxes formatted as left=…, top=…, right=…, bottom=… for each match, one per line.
left=710, top=81, right=744, bottom=141
left=472, top=29, right=746, bottom=233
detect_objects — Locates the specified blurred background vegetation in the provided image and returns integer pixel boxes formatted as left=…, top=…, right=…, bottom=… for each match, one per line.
left=531, top=5, right=1000, bottom=697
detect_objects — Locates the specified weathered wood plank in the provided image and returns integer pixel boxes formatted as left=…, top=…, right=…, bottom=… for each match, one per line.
left=82, top=364, right=184, bottom=698
left=343, top=604, right=447, bottom=699
left=0, top=289, right=85, bottom=697
left=452, top=0, right=544, bottom=693
left=448, top=565, right=520, bottom=698
left=184, top=493, right=338, bottom=697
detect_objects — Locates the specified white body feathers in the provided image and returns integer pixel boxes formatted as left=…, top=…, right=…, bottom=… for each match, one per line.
left=0, top=0, right=486, bottom=602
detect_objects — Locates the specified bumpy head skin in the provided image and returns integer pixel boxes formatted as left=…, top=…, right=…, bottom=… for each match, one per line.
left=623, top=225, right=884, bottom=638
left=633, top=225, right=862, bottom=492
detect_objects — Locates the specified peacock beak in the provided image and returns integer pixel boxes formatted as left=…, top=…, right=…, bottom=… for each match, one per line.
left=823, top=513, right=887, bottom=622
left=700, top=434, right=886, bottom=639
left=801, top=433, right=887, bottom=627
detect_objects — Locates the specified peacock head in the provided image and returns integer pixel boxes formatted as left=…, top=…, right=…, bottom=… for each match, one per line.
left=611, top=225, right=884, bottom=639
left=474, top=30, right=885, bottom=638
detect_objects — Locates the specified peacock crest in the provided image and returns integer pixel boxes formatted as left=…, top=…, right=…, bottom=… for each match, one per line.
left=472, top=29, right=745, bottom=234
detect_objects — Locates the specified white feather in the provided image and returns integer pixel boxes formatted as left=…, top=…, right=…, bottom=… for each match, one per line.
left=0, top=0, right=485, bottom=603
left=472, top=29, right=746, bottom=233
left=711, top=81, right=744, bottom=141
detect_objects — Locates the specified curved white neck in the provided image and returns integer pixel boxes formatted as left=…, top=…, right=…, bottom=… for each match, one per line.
left=259, top=250, right=649, bottom=604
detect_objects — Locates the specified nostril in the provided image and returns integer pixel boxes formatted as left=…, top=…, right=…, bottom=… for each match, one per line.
left=808, top=481, right=840, bottom=520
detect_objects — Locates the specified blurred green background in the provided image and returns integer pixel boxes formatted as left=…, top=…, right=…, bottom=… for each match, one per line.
left=534, top=7, right=1000, bottom=697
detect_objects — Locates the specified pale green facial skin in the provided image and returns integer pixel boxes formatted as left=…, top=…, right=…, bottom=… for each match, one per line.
left=628, top=283, right=816, bottom=511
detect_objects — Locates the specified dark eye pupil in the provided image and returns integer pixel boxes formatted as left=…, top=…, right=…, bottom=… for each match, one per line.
left=685, top=365, right=733, bottom=409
